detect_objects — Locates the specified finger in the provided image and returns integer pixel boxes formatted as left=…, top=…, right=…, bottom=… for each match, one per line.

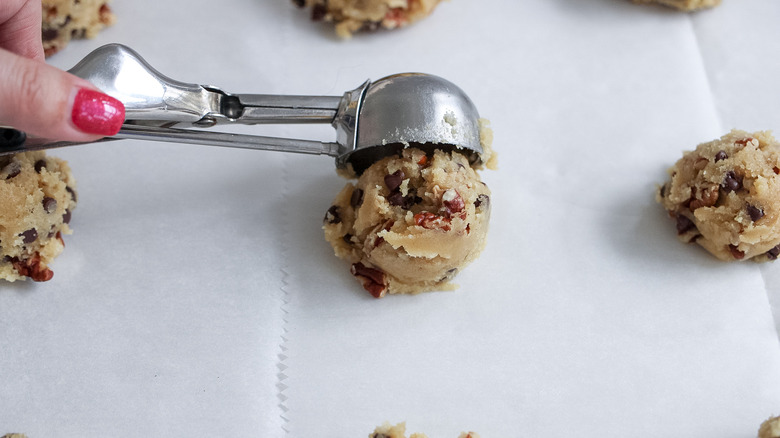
left=0, top=48, right=125, bottom=141
left=0, top=0, right=44, bottom=60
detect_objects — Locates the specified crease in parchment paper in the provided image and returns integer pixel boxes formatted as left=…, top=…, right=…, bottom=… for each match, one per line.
left=686, top=16, right=724, bottom=136
left=277, top=153, right=292, bottom=434
left=689, top=13, right=780, bottom=336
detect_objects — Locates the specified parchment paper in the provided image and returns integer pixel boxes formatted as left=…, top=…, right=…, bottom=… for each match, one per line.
left=1, top=0, right=779, bottom=436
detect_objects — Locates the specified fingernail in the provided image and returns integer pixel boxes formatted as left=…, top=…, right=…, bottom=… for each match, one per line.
left=71, top=88, right=125, bottom=136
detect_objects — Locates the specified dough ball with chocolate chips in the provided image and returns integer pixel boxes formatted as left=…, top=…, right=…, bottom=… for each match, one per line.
left=323, top=147, right=492, bottom=297
left=630, top=0, right=720, bottom=11
left=759, top=415, right=780, bottom=438
left=369, top=421, right=480, bottom=438
left=42, top=0, right=116, bottom=57
left=292, top=0, right=445, bottom=38
left=758, top=416, right=780, bottom=438
left=0, top=152, right=77, bottom=282
left=657, top=130, right=780, bottom=262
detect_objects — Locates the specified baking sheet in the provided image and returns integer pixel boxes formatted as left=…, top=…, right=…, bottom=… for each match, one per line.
left=1, top=0, right=779, bottom=436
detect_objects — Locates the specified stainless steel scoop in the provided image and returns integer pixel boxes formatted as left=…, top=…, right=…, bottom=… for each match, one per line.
left=0, top=44, right=483, bottom=174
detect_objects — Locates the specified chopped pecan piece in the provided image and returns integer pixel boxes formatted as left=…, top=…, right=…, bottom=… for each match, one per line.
left=735, top=137, right=756, bottom=147
left=350, top=262, right=388, bottom=298
left=688, top=185, right=719, bottom=211
left=11, top=253, right=54, bottom=282
left=441, top=189, right=465, bottom=218
left=728, top=244, right=745, bottom=260
left=414, top=212, right=451, bottom=231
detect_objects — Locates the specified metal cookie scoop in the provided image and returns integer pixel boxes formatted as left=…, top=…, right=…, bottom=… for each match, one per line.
left=0, top=44, right=483, bottom=174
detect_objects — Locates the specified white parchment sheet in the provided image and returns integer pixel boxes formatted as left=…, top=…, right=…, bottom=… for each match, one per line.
left=1, top=0, right=779, bottom=437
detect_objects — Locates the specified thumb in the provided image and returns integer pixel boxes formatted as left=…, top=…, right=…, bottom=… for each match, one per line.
left=0, top=47, right=125, bottom=141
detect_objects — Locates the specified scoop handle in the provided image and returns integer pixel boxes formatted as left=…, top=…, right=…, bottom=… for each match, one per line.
left=0, top=126, right=341, bottom=158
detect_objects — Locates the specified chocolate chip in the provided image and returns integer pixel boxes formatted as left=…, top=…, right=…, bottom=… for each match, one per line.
left=675, top=214, right=697, bottom=235
left=384, top=170, right=405, bottom=192
left=65, top=186, right=77, bottom=202
left=62, top=209, right=71, bottom=224
left=766, top=245, right=780, bottom=260
left=350, top=188, right=364, bottom=207
left=386, top=191, right=405, bottom=207
left=42, top=28, right=59, bottom=41
left=721, top=171, right=742, bottom=192
left=34, top=160, right=47, bottom=173
left=3, top=161, right=21, bottom=179
left=291, top=0, right=305, bottom=7
left=360, top=21, right=382, bottom=32
left=658, top=185, right=666, bottom=199
left=342, top=233, right=353, bottom=244
left=474, top=194, right=490, bottom=209
left=311, top=4, right=327, bottom=20
left=42, top=197, right=57, bottom=213
left=324, top=205, right=341, bottom=224
left=714, top=150, right=728, bottom=162
left=746, top=204, right=764, bottom=222
left=439, top=267, right=459, bottom=282
left=386, top=192, right=419, bottom=210
left=20, top=228, right=38, bottom=244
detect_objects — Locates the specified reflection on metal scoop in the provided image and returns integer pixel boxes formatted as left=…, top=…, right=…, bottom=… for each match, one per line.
left=0, top=44, right=483, bottom=173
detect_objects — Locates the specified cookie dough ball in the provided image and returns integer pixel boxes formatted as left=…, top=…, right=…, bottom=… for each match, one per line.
left=631, top=0, right=720, bottom=11
left=0, top=152, right=77, bottom=282
left=293, top=0, right=444, bottom=38
left=657, top=130, right=780, bottom=262
left=324, top=148, right=491, bottom=297
left=370, top=422, right=480, bottom=438
left=42, top=0, right=116, bottom=57
left=759, top=415, right=780, bottom=438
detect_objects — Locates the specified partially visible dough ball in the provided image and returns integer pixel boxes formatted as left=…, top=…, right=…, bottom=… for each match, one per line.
left=657, top=130, right=780, bottom=262
left=369, top=422, right=480, bottom=438
left=293, top=0, right=444, bottom=38
left=42, top=0, right=116, bottom=57
left=324, top=148, right=491, bottom=297
left=631, top=0, right=720, bottom=11
left=759, top=415, right=780, bottom=438
left=0, top=152, right=77, bottom=282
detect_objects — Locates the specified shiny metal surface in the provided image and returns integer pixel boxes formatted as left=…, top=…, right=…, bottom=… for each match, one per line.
left=3, top=44, right=483, bottom=171
left=342, top=73, right=483, bottom=173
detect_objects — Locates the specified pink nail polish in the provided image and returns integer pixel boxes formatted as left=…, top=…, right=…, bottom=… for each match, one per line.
left=71, top=88, right=125, bottom=136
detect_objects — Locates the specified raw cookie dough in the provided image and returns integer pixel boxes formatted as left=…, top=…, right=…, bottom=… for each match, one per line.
left=370, top=422, right=480, bottom=438
left=657, top=130, right=780, bottom=262
left=1, top=152, right=77, bottom=282
left=324, top=147, right=491, bottom=297
left=42, top=0, right=116, bottom=57
left=631, top=0, right=720, bottom=11
left=759, top=415, right=780, bottom=438
left=292, top=0, right=444, bottom=38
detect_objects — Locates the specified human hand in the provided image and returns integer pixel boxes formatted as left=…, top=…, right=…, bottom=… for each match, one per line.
left=0, top=0, right=124, bottom=141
